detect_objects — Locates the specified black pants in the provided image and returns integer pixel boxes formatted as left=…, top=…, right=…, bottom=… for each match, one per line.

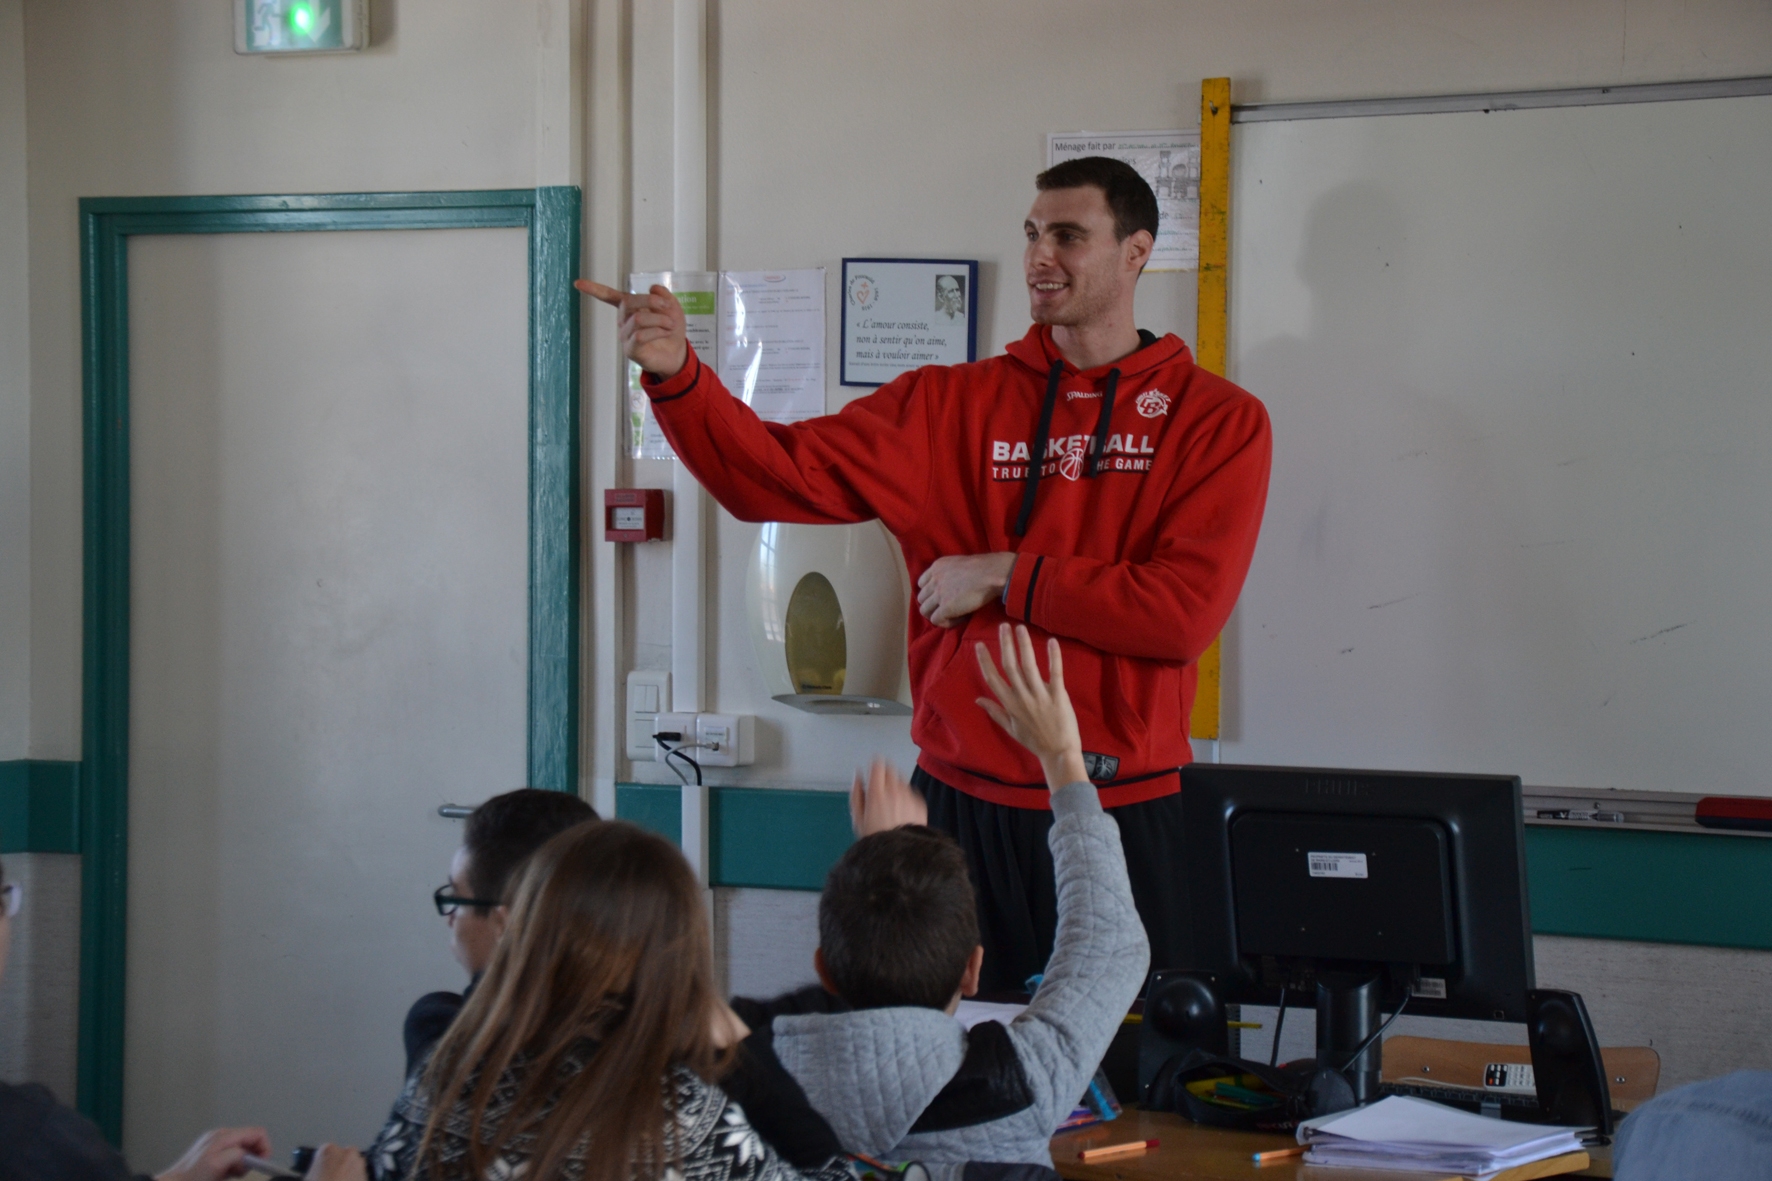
left=914, top=768, right=1193, bottom=994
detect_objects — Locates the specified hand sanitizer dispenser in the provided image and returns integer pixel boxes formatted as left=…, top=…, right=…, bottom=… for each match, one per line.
left=746, top=521, right=912, bottom=715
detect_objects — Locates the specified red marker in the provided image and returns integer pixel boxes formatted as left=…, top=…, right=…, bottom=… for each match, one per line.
left=1077, top=1139, right=1159, bottom=1163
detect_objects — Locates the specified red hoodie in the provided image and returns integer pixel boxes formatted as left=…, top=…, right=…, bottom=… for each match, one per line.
left=643, top=324, right=1271, bottom=809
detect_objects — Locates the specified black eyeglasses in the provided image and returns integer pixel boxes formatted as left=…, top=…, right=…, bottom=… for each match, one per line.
left=433, top=883, right=501, bottom=917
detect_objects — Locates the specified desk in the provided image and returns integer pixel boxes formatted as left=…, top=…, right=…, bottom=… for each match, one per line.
left=1051, top=1110, right=1612, bottom=1181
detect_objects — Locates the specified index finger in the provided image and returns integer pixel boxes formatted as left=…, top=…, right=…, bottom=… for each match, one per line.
left=573, top=279, right=628, bottom=307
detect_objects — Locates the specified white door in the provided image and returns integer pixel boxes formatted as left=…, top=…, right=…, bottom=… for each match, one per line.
left=124, top=227, right=531, bottom=1165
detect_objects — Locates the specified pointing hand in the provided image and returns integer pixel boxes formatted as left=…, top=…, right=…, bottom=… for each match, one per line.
left=576, top=280, right=690, bottom=380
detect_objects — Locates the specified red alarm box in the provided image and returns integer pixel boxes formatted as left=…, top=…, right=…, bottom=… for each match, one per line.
left=604, top=488, right=666, bottom=542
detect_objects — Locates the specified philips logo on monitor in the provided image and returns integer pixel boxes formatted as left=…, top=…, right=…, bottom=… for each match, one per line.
left=1307, top=851, right=1369, bottom=878
left=1303, top=776, right=1369, bottom=796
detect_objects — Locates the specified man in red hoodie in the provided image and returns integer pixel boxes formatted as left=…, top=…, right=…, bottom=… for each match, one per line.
left=581, top=157, right=1271, bottom=991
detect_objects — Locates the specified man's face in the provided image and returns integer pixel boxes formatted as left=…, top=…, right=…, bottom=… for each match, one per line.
left=1023, top=185, right=1150, bottom=329
left=446, top=846, right=505, bottom=977
left=936, top=275, right=962, bottom=318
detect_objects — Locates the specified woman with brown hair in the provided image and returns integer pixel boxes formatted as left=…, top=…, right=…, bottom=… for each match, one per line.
left=366, top=819, right=856, bottom=1181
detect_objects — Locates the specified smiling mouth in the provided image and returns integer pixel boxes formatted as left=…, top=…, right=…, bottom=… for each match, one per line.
left=1030, top=281, right=1067, bottom=293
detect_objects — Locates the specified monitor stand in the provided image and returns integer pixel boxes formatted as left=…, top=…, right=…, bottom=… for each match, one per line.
left=1315, top=968, right=1384, bottom=1107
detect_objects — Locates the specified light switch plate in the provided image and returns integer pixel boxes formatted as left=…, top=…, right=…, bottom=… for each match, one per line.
left=625, top=670, right=671, bottom=760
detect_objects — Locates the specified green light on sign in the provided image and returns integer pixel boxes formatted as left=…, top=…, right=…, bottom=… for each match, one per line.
left=238, top=0, right=355, bottom=53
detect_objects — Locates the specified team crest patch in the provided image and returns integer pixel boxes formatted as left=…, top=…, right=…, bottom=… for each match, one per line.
left=1135, top=389, right=1171, bottom=418
left=1058, top=437, right=1089, bottom=481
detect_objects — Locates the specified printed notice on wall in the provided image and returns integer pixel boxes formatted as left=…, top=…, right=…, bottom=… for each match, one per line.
left=719, top=269, right=826, bottom=425
left=1046, top=130, right=1200, bottom=272
left=628, top=269, right=825, bottom=459
left=840, top=259, right=979, bottom=387
left=629, top=271, right=717, bottom=460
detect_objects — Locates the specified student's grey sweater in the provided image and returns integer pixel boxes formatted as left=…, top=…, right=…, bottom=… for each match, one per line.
left=770, top=780, right=1150, bottom=1177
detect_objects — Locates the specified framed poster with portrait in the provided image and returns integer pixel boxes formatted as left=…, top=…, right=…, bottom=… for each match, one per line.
left=840, top=258, right=979, bottom=387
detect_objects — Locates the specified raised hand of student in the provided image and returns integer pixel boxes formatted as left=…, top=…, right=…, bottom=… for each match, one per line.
left=575, top=280, right=689, bottom=379
left=849, top=758, right=928, bottom=837
left=154, top=1127, right=272, bottom=1181
left=975, top=623, right=1089, bottom=791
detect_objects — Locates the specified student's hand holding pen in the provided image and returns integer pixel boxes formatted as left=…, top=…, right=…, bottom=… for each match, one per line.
left=975, top=624, right=1089, bottom=791
left=575, top=280, right=690, bottom=380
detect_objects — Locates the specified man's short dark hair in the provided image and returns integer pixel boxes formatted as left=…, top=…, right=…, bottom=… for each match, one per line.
left=819, top=826, right=979, bottom=1010
left=1035, top=156, right=1159, bottom=243
left=462, top=788, right=598, bottom=905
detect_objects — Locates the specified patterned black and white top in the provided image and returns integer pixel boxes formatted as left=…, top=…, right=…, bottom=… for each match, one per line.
left=367, top=1046, right=858, bottom=1181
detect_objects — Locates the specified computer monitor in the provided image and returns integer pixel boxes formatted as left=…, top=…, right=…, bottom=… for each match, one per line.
left=1181, top=764, right=1535, bottom=1106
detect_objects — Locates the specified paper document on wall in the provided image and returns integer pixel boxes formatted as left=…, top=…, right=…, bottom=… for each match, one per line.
left=629, top=272, right=718, bottom=460
left=628, top=269, right=826, bottom=459
left=1047, top=130, right=1200, bottom=272
left=720, top=269, right=827, bottom=424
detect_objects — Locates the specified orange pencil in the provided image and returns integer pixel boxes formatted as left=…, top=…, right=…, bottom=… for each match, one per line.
left=1251, top=1145, right=1308, bottom=1164
left=1077, top=1139, right=1158, bottom=1163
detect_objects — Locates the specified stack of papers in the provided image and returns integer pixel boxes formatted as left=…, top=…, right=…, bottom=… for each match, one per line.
left=1297, top=1096, right=1588, bottom=1180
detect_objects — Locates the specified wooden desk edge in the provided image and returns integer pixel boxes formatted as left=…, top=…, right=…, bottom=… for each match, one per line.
left=1051, top=1109, right=1612, bottom=1181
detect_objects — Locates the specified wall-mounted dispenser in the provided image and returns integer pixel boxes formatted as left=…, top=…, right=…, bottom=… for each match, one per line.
left=746, top=521, right=912, bottom=715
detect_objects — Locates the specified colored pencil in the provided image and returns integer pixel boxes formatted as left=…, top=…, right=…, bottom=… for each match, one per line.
left=1251, top=1145, right=1308, bottom=1164
left=1078, top=1139, right=1159, bottom=1162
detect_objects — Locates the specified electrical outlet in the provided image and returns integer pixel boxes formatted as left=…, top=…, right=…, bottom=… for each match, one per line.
left=625, top=670, right=671, bottom=760
left=695, top=713, right=755, bottom=767
left=651, top=712, right=699, bottom=747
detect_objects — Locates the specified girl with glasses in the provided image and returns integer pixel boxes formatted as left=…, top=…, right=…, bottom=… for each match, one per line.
left=367, top=820, right=856, bottom=1181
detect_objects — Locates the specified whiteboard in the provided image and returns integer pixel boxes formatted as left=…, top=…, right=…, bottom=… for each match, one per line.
left=1222, top=94, right=1772, bottom=796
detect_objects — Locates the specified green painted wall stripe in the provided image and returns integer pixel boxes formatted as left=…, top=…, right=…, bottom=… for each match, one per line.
left=1524, top=825, right=1772, bottom=950
left=616, top=784, right=851, bottom=892
left=710, top=786, right=853, bottom=891
left=616, top=784, right=684, bottom=846
left=78, top=189, right=582, bottom=1143
left=0, top=762, right=82, bottom=854
left=619, top=783, right=1772, bottom=949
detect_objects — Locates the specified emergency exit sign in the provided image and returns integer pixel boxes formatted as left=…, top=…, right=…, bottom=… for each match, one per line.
left=236, top=0, right=367, bottom=54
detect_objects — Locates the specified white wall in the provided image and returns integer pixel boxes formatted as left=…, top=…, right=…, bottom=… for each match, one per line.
left=0, top=0, right=30, bottom=761
left=22, top=0, right=568, bottom=761
left=604, top=0, right=1772, bottom=1085
left=123, top=226, right=530, bottom=1164
left=8, top=0, right=584, bottom=1114
left=0, top=853, right=80, bottom=1101
left=612, top=0, right=1772, bottom=796
left=10, top=0, right=1772, bottom=1122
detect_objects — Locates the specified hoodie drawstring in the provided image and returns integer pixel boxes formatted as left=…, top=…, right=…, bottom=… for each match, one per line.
left=1087, top=368, right=1121, bottom=479
left=1013, top=359, right=1065, bottom=537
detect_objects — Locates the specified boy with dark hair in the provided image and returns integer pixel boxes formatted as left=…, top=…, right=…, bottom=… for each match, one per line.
left=816, top=826, right=979, bottom=1012
left=735, top=625, right=1149, bottom=1176
left=404, top=787, right=596, bottom=1074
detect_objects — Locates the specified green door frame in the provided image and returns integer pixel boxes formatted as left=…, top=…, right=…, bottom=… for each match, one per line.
left=77, top=188, right=582, bottom=1140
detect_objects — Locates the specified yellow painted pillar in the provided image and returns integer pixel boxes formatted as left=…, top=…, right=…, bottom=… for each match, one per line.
left=1189, top=77, right=1232, bottom=742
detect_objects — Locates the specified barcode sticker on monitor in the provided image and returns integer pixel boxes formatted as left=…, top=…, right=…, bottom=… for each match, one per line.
left=1484, top=1062, right=1536, bottom=1093
left=1307, top=852, right=1368, bottom=878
